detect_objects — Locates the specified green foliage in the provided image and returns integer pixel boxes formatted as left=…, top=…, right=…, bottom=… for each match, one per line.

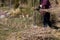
left=20, top=0, right=28, bottom=4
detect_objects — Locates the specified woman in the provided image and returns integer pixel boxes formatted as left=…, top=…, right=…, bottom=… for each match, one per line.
left=38, top=0, right=59, bottom=29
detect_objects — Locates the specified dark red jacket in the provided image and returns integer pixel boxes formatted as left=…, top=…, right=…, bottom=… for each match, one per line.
left=40, top=0, right=51, bottom=9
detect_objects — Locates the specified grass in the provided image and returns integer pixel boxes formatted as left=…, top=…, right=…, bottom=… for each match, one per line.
left=0, top=15, right=34, bottom=40
left=0, top=6, right=46, bottom=40
left=0, top=6, right=60, bottom=40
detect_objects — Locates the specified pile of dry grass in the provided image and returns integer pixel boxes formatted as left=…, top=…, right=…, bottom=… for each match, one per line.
left=19, top=27, right=60, bottom=40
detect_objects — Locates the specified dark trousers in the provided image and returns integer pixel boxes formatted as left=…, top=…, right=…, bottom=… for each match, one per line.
left=43, top=12, right=59, bottom=29
left=43, top=12, right=52, bottom=27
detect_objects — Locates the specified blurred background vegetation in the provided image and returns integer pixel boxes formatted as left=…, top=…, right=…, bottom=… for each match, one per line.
left=0, top=0, right=42, bottom=25
left=0, top=0, right=42, bottom=40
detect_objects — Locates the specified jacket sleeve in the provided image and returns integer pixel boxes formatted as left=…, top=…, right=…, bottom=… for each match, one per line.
left=41, top=0, right=48, bottom=6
